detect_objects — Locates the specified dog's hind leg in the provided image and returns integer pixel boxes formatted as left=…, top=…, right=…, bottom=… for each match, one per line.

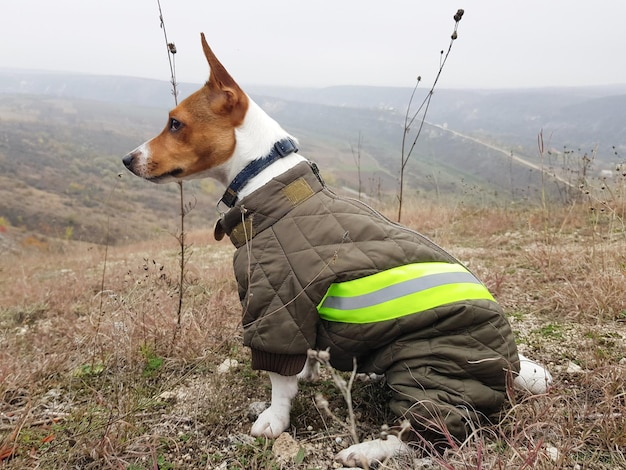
left=250, top=372, right=298, bottom=438
left=513, top=353, right=553, bottom=394
left=335, top=435, right=409, bottom=468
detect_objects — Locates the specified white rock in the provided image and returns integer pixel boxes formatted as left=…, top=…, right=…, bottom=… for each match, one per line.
left=546, top=445, right=560, bottom=462
left=272, top=432, right=302, bottom=462
left=566, top=361, right=584, bottom=373
left=217, top=358, right=238, bottom=374
left=247, top=401, right=269, bottom=421
left=158, top=390, right=178, bottom=402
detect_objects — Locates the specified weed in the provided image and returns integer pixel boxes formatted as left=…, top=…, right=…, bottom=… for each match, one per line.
left=398, top=9, right=464, bottom=222
left=0, top=302, right=47, bottom=328
left=156, top=454, right=175, bottom=470
left=140, top=345, right=164, bottom=378
left=536, top=323, right=564, bottom=340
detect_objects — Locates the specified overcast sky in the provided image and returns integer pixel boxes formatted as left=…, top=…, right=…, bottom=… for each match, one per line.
left=2, top=1, right=625, bottom=90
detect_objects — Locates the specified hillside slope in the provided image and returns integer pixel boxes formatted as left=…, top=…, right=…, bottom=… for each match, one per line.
left=1, top=70, right=624, bottom=244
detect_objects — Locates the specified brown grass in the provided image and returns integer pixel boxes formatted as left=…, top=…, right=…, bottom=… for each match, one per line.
left=1, top=201, right=625, bottom=469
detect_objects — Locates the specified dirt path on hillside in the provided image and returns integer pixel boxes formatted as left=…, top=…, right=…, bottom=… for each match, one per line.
left=427, top=121, right=577, bottom=189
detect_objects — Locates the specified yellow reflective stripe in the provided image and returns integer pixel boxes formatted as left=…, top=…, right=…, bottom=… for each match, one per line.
left=317, top=262, right=495, bottom=324
left=323, top=262, right=471, bottom=299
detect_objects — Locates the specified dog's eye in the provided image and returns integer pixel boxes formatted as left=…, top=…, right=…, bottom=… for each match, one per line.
left=169, top=118, right=183, bottom=132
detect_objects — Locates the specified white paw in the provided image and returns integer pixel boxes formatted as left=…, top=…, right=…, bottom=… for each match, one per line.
left=250, top=406, right=290, bottom=438
left=514, top=353, right=553, bottom=394
left=297, top=355, right=320, bottom=381
left=335, top=436, right=409, bottom=468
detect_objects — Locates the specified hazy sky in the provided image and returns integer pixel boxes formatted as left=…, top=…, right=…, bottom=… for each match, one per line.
left=2, top=1, right=625, bottom=89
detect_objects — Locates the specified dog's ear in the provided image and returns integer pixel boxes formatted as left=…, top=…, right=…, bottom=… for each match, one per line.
left=200, top=33, right=247, bottom=121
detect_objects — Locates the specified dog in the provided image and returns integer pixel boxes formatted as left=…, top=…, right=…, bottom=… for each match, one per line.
left=123, top=34, right=552, bottom=467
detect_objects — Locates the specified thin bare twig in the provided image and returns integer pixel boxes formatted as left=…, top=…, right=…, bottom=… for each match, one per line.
left=398, top=9, right=464, bottom=222
left=155, top=0, right=188, bottom=347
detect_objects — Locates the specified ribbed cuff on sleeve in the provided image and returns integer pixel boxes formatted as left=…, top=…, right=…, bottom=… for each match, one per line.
left=251, top=350, right=308, bottom=376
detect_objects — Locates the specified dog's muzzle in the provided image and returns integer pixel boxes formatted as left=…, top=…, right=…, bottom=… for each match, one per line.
left=122, top=152, right=137, bottom=170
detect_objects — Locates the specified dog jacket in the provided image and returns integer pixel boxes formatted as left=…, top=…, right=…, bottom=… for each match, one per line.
left=215, top=161, right=520, bottom=438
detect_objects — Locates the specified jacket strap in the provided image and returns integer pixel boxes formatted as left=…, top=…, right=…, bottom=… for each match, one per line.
left=214, top=162, right=323, bottom=246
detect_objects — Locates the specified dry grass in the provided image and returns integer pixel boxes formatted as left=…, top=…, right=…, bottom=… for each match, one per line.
left=1, top=200, right=625, bottom=469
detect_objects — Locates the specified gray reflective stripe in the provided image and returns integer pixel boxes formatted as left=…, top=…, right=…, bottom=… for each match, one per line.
left=320, top=271, right=482, bottom=311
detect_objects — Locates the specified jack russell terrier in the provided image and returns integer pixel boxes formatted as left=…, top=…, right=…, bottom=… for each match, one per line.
left=123, top=34, right=552, bottom=467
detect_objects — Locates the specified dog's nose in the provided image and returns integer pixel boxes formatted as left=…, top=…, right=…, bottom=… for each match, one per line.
left=122, top=153, right=134, bottom=169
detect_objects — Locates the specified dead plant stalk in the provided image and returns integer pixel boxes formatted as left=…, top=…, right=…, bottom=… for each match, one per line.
left=156, top=0, right=189, bottom=347
left=398, top=9, right=464, bottom=222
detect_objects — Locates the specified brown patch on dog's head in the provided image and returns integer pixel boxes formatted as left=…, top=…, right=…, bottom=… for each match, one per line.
left=122, top=34, right=249, bottom=183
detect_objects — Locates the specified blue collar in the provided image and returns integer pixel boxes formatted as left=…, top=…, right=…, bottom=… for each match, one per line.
left=219, top=138, right=298, bottom=209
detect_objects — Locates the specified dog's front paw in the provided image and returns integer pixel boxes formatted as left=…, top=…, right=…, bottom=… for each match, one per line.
left=250, top=406, right=290, bottom=438
left=335, top=436, right=409, bottom=468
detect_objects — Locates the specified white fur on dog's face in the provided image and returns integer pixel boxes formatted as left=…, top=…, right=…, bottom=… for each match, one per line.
left=124, top=142, right=153, bottom=179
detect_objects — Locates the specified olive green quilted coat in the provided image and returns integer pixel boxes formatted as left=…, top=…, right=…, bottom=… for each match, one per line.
left=215, top=162, right=519, bottom=439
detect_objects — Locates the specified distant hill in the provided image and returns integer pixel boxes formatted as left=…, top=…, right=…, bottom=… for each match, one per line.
left=3, top=67, right=624, bottom=155
left=1, top=69, right=624, bottom=244
left=0, top=93, right=207, bottom=245
left=247, top=84, right=626, bottom=158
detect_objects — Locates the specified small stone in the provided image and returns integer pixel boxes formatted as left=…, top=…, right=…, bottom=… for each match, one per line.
left=43, top=388, right=62, bottom=400
left=272, top=432, right=302, bottom=462
left=247, top=401, right=269, bottom=421
left=545, top=445, right=560, bottom=462
left=566, top=361, right=584, bottom=373
left=227, top=434, right=255, bottom=446
left=409, top=457, right=435, bottom=468
left=158, top=391, right=178, bottom=402
left=217, top=358, right=238, bottom=374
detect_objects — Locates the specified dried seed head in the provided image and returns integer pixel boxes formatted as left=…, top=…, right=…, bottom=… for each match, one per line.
left=315, top=393, right=329, bottom=410
left=454, top=9, right=465, bottom=22
left=451, top=31, right=458, bottom=40
left=168, top=42, right=177, bottom=54
left=317, top=349, right=331, bottom=362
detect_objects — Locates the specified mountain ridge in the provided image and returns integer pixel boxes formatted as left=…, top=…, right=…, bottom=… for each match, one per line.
left=1, top=69, right=624, bottom=244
